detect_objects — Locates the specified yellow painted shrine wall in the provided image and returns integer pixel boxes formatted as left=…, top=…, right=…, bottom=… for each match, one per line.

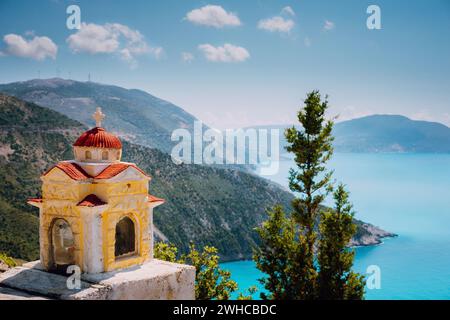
left=40, top=167, right=151, bottom=273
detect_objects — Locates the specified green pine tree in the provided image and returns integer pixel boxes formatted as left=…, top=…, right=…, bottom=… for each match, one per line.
left=254, top=90, right=365, bottom=300
left=317, top=184, right=365, bottom=300
left=285, top=90, right=334, bottom=298
left=254, top=205, right=308, bottom=299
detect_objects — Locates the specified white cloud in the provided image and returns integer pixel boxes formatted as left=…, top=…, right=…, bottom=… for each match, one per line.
left=281, top=6, right=295, bottom=17
left=258, top=16, right=295, bottom=33
left=185, top=5, right=241, bottom=28
left=66, top=22, right=162, bottom=67
left=2, top=34, right=57, bottom=60
left=324, top=20, right=335, bottom=31
left=181, top=52, right=194, bottom=63
left=198, top=43, right=250, bottom=63
left=67, top=23, right=119, bottom=54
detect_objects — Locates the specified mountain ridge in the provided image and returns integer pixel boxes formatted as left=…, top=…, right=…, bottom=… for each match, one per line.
left=247, top=114, right=450, bottom=153
left=0, top=93, right=395, bottom=261
left=0, top=93, right=294, bottom=261
left=3, top=79, right=447, bottom=154
left=0, top=78, right=201, bottom=154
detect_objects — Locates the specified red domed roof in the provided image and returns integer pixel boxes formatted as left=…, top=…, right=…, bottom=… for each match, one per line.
left=73, top=127, right=122, bottom=149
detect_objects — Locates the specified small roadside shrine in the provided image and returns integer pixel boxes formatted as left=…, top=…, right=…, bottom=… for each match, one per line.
left=0, top=108, right=195, bottom=300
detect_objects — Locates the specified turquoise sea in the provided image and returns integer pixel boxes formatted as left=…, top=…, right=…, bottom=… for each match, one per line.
left=222, top=154, right=450, bottom=300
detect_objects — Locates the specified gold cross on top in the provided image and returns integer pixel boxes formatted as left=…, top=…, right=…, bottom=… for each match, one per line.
left=92, top=107, right=105, bottom=127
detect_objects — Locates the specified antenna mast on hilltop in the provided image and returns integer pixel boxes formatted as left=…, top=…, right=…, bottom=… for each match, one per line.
left=88, top=73, right=91, bottom=82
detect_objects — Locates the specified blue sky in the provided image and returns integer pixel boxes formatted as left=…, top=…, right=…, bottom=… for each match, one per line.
left=0, top=0, right=449, bottom=129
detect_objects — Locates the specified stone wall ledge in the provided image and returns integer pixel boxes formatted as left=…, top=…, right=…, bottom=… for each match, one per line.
left=0, top=259, right=195, bottom=300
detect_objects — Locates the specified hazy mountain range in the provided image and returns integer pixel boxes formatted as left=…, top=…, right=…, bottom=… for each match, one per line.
left=0, top=91, right=394, bottom=262
left=0, top=78, right=200, bottom=154
left=1, top=79, right=449, bottom=155
left=249, top=115, right=450, bottom=155
left=333, top=115, right=450, bottom=153
left=0, top=93, right=291, bottom=261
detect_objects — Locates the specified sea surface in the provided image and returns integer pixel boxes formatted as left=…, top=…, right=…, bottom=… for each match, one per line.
left=221, top=153, right=450, bottom=300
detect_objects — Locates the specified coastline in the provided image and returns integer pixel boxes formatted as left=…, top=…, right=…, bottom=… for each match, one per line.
left=220, top=232, right=399, bottom=264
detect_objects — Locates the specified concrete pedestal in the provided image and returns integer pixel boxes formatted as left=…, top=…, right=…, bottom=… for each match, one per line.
left=0, top=259, right=195, bottom=300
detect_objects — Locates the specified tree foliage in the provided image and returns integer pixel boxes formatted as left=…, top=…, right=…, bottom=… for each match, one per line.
left=154, top=242, right=237, bottom=300
left=318, top=184, right=365, bottom=299
left=236, top=286, right=258, bottom=300
left=254, top=91, right=365, bottom=300
left=0, top=252, right=17, bottom=268
left=254, top=205, right=308, bottom=299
